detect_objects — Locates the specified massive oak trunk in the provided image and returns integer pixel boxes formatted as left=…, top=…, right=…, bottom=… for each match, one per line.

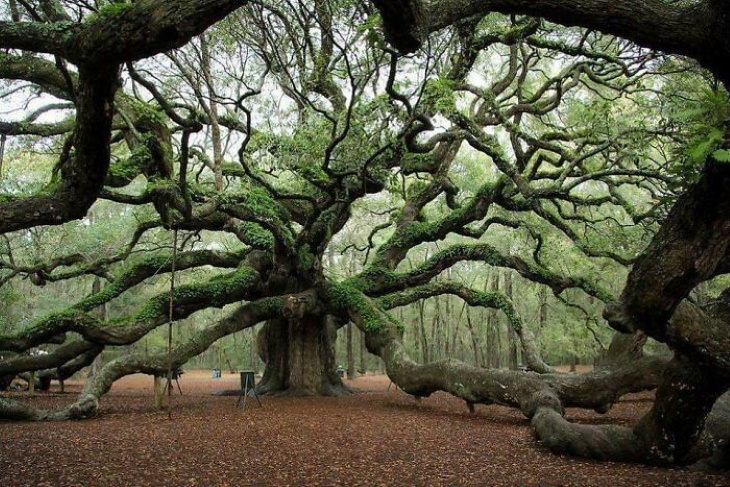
left=257, top=316, right=348, bottom=396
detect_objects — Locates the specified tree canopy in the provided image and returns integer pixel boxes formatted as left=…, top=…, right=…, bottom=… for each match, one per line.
left=1, top=0, right=729, bottom=471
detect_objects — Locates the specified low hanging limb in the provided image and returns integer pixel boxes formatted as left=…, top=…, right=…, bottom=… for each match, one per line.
left=0, top=297, right=282, bottom=421
left=326, top=283, right=729, bottom=468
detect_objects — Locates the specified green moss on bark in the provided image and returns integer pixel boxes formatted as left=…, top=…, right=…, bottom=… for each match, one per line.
left=325, top=282, right=389, bottom=331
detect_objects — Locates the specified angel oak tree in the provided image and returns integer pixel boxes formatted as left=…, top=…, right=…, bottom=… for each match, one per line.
left=0, top=0, right=728, bottom=471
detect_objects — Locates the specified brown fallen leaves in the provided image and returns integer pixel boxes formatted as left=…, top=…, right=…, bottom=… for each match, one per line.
left=0, top=372, right=727, bottom=486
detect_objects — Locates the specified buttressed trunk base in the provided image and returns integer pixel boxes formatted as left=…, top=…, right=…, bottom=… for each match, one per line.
left=257, top=316, right=349, bottom=396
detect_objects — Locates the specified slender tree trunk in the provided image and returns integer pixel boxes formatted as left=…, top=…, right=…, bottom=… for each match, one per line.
left=8, top=0, right=19, bottom=21
left=504, top=270, right=519, bottom=370
left=0, top=134, right=5, bottom=182
left=346, top=321, right=355, bottom=379
left=359, top=329, right=366, bottom=375
left=200, top=33, right=223, bottom=191
left=231, top=330, right=239, bottom=370
left=537, top=286, right=544, bottom=330
left=485, top=272, right=501, bottom=367
left=430, top=298, right=440, bottom=361
left=88, top=276, right=107, bottom=379
left=465, top=306, right=481, bottom=367
left=153, top=376, right=164, bottom=409
left=443, top=275, right=453, bottom=358
left=417, top=300, right=429, bottom=363
left=456, top=334, right=467, bottom=363
left=538, top=286, right=549, bottom=367
left=249, top=327, right=256, bottom=371
left=450, top=299, right=464, bottom=361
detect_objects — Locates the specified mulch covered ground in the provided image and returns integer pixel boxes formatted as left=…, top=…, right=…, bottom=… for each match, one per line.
left=1, top=371, right=727, bottom=486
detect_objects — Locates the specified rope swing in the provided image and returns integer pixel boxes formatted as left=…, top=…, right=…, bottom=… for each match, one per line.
left=0, top=133, right=6, bottom=181
left=164, top=229, right=178, bottom=420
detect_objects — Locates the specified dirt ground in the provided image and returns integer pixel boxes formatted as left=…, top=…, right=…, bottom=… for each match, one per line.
left=1, top=371, right=727, bottom=486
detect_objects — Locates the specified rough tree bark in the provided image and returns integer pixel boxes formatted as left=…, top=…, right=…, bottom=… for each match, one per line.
left=256, top=315, right=347, bottom=396
left=0, top=0, right=248, bottom=233
left=369, top=0, right=730, bottom=86
left=602, top=331, right=648, bottom=366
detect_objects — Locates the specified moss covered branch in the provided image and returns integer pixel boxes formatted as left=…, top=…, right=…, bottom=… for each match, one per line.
left=354, top=243, right=614, bottom=302
left=0, top=264, right=260, bottom=351
left=0, top=296, right=282, bottom=421
left=326, top=281, right=729, bottom=466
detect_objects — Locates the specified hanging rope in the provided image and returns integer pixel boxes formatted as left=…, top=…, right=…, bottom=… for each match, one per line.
left=0, top=134, right=6, bottom=181
left=165, top=229, right=178, bottom=420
